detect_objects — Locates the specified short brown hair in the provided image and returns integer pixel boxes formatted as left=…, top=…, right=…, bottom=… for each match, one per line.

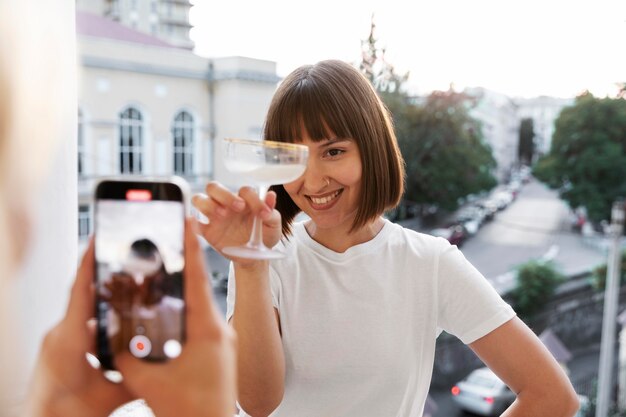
left=265, top=60, right=405, bottom=236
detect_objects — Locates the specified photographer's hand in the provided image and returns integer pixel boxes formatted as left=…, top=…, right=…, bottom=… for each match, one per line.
left=25, top=239, right=133, bottom=417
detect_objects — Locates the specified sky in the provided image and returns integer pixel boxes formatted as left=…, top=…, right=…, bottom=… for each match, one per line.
left=189, top=0, right=626, bottom=99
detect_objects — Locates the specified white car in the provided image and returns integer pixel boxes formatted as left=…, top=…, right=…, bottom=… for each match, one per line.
left=451, top=367, right=516, bottom=416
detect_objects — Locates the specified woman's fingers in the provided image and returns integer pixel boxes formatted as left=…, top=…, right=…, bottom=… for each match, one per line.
left=192, top=193, right=229, bottom=219
left=239, top=187, right=273, bottom=220
left=204, top=181, right=245, bottom=211
left=265, top=190, right=277, bottom=210
left=193, top=182, right=275, bottom=221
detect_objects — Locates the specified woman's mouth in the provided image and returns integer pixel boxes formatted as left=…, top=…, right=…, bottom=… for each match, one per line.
left=306, top=189, right=343, bottom=210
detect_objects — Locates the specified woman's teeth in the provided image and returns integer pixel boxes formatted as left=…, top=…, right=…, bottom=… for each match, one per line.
left=310, top=190, right=340, bottom=205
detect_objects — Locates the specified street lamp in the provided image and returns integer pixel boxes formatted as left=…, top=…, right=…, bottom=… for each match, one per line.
left=596, top=199, right=625, bottom=417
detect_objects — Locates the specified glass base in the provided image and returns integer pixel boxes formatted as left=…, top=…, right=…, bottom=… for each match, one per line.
left=222, top=245, right=285, bottom=260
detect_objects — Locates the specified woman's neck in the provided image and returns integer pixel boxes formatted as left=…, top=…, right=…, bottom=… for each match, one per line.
left=304, top=216, right=385, bottom=253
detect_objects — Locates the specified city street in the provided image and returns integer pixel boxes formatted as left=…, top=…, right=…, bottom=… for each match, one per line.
left=461, top=179, right=606, bottom=292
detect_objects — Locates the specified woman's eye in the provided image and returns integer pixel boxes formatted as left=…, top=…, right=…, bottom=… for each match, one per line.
left=326, top=148, right=344, bottom=157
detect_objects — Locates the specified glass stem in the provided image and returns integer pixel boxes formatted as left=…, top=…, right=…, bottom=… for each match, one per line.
left=247, top=185, right=268, bottom=249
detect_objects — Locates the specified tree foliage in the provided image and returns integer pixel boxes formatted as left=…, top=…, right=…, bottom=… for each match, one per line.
left=518, top=117, right=535, bottom=165
left=396, top=91, right=497, bottom=211
left=510, top=260, right=564, bottom=320
left=533, top=93, right=626, bottom=223
left=358, top=19, right=497, bottom=213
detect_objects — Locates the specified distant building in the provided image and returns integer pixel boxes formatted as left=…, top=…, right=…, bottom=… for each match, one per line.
left=76, top=0, right=194, bottom=49
left=515, top=96, right=574, bottom=156
left=76, top=6, right=280, bottom=242
left=465, top=87, right=520, bottom=182
left=465, top=88, right=574, bottom=181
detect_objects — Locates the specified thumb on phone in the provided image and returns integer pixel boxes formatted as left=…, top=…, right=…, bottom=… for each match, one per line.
left=183, top=217, right=225, bottom=339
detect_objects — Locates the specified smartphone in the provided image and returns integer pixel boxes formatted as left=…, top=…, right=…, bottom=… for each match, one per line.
left=94, top=178, right=188, bottom=374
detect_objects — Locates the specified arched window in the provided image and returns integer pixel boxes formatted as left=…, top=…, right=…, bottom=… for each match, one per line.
left=78, top=108, right=84, bottom=176
left=119, top=107, right=143, bottom=174
left=172, top=111, right=194, bottom=175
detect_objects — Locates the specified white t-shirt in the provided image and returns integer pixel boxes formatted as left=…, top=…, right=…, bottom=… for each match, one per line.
left=226, top=219, right=515, bottom=417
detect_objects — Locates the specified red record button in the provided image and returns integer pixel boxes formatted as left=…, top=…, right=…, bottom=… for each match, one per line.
left=129, top=335, right=152, bottom=358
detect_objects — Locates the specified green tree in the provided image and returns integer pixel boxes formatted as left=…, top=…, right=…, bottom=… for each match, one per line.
left=358, top=19, right=496, bottom=213
left=396, top=90, right=497, bottom=211
left=533, top=93, right=626, bottom=223
left=510, top=260, right=564, bottom=320
left=518, top=117, right=535, bottom=165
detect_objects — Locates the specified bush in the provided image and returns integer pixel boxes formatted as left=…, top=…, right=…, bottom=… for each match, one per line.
left=511, top=260, right=564, bottom=320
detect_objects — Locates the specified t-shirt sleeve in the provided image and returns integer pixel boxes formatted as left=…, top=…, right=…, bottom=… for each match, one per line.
left=436, top=241, right=516, bottom=344
left=225, top=262, right=281, bottom=323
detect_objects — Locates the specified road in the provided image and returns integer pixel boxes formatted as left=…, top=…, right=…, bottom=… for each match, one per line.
left=461, top=179, right=606, bottom=285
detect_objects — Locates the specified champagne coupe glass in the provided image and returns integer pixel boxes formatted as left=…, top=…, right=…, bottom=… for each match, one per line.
left=222, top=138, right=309, bottom=259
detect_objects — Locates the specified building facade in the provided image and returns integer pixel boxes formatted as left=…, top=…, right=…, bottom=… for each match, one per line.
left=466, top=87, right=573, bottom=181
left=515, top=96, right=574, bottom=156
left=466, top=87, right=520, bottom=182
left=76, top=8, right=280, bottom=241
left=76, top=0, right=194, bottom=49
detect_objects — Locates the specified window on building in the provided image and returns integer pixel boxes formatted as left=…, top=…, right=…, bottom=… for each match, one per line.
left=78, top=108, right=84, bottom=177
left=79, top=205, right=90, bottom=239
left=119, top=107, right=143, bottom=174
left=172, top=111, right=194, bottom=176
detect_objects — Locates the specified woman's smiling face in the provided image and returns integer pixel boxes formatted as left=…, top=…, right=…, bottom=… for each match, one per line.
left=283, top=131, right=362, bottom=233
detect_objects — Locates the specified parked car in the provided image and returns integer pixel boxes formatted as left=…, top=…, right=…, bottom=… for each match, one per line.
left=451, top=367, right=516, bottom=416
left=429, top=224, right=468, bottom=247
left=454, top=205, right=487, bottom=235
left=475, top=200, right=498, bottom=221
left=491, top=190, right=514, bottom=210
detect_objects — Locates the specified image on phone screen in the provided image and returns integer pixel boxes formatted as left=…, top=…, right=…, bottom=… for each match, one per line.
left=95, top=186, right=185, bottom=369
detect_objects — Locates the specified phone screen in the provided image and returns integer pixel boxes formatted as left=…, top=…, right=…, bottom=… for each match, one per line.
left=94, top=180, right=186, bottom=370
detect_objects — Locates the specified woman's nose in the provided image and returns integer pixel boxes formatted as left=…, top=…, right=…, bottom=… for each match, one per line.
left=301, top=165, right=329, bottom=192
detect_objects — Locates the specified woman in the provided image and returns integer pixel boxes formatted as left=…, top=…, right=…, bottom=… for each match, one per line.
left=193, top=59, right=579, bottom=417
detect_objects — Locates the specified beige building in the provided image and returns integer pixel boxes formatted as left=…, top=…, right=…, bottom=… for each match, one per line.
left=76, top=8, right=280, bottom=240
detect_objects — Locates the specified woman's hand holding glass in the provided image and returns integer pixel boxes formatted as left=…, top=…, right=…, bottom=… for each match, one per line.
left=207, top=138, right=307, bottom=260
left=191, top=181, right=283, bottom=265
